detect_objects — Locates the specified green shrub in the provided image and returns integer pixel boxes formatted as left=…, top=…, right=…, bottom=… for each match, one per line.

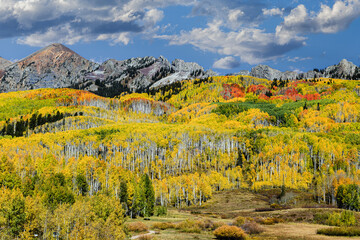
left=317, top=227, right=360, bottom=236
left=270, top=203, right=282, bottom=209
left=213, top=225, right=247, bottom=240
left=154, top=206, right=167, bottom=216
left=326, top=211, right=356, bottom=227
left=313, top=212, right=330, bottom=224
left=233, top=216, right=246, bottom=227
left=336, top=184, right=360, bottom=211
left=177, top=219, right=202, bottom=233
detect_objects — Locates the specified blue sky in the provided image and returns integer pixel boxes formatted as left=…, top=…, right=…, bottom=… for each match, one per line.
left=0, top=0, right=359, bottom=74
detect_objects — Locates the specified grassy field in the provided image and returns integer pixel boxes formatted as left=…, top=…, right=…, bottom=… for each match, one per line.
left=127, top=189, right=360, bottom=240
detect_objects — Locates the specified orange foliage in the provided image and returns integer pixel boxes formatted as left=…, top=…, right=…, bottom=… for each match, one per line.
left=247, top=84, right=269, bottom=95
left=221, top=84, right=245, bottom=100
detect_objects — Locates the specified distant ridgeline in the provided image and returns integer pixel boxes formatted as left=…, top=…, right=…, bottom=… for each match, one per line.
left=0, top=74, right=359, bottom=238
left=1, top=43, right=360, bottom=100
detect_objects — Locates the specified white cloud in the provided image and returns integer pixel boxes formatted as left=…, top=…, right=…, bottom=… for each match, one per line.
left=157, top=21, right=304, bottom=64
left=276, top=0, right=360, bottom=44
left=156, top=0, right=360, bottom=65
left=213, top=56, right=240, bottom=69
left=287, top=56, right=312, bottom=62
left=0, top=0, right=359, bottom=65
left=144, top=9, right=164, bottom=26
left=17, top=24, right=84, bottom=46
left=262, top=8, right=284, bottom=16
left=228, top=9, right=245, bottom=28
left=2, top=0, right=180, bottom=46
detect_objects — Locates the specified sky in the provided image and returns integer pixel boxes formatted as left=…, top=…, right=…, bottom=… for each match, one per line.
left=0, top=0, right=360, bottom=74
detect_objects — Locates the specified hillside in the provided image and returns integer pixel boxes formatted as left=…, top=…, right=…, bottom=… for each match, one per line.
left=0, top=75, right=359, bottom=239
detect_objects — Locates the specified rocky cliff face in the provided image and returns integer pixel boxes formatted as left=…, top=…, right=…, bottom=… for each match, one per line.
left=239, top=59, right=360, bottom=81
left=79, top=55, right=176, bottom=96
left=0, top=43, right=216, bottom=97
left=150, top=59, right=216, bottom=89
left=324, top=59, right=358, bottom=78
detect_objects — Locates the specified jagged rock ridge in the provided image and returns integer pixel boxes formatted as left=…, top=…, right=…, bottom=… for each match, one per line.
left=0, top=44, right=217, bottom=97
left=238, top=59, right=360, bottom=80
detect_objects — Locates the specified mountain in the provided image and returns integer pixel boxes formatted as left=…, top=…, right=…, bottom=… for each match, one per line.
left=323, top=59, right=358, bottom=79
left=0, top=43, right=216, bottom=97
left=1, top=43, right=358, bottom=97
left=78, top=56, right=217, bottom=96
left=238, top=59, right=360, bottom=80
left=0, top=43, right=97, bottom=92
left=150, top=59, right=216, bottom=89
left=0, top=57, right=12, bottom=80
left=0, top=57, right=11, bottom=70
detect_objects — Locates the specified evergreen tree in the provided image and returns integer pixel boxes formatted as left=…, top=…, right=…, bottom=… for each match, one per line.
left=6, top=196, right=25, bottom=237
left=75, top=174, right=88, bottom=196
left=29, top=113, right=37, bottom=129
left=119, top=180, right=128, bottom=204
left=138, top=174, right=155, bottom=217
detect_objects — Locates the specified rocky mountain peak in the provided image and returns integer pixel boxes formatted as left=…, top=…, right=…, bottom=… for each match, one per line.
left=250, top=64, right=282, bottom=80
left=17, top=43, right=90, bottom=75
left=324, top=58, right=358, bottom=79
left=172, top=59, right=203, bottom=72
left=235, top=58, right=360, bottom=81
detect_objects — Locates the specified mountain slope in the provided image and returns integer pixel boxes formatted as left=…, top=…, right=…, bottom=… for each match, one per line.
left=0, top=57, right=11, bottom=70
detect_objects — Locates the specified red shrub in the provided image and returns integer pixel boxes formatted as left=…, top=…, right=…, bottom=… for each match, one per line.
left=222, top=84, right=245, bottom=100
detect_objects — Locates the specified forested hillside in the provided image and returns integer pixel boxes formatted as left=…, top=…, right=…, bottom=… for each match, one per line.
left=0, top=75, right=359, bottom=239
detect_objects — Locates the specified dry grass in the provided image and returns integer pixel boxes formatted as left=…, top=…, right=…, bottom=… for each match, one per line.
left=152, top=222, right=177, bottom=230
left=149, top=229, right=215, bottom=240
left=261, top=223, right=360, bottom=240
left=126, top=189, right=360, bottom=240
left=241, top=221, right=265, bottom=234
left=127, top=222, right=149, bottom=233
left=137, top=235, right=154, bottom=240
left=188, top=189, right=269, bottom=218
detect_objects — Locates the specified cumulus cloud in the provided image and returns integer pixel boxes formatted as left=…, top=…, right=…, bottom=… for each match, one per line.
left=190, top=0, right=266, bottom=30
left=158, top=0, right=360, bottom=64
left=17, top=24, right=83, bottom=46
left=262, top=8, right=284, bottom=16
left=158, top=21, right=304, bottom=64
left=0, top=0, right=359, bottom=65
left=1, top=0, right=173, bottom=46
left=276, top=0, right=360, bottom=44
left=213, top=56, right=240, bottom=69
